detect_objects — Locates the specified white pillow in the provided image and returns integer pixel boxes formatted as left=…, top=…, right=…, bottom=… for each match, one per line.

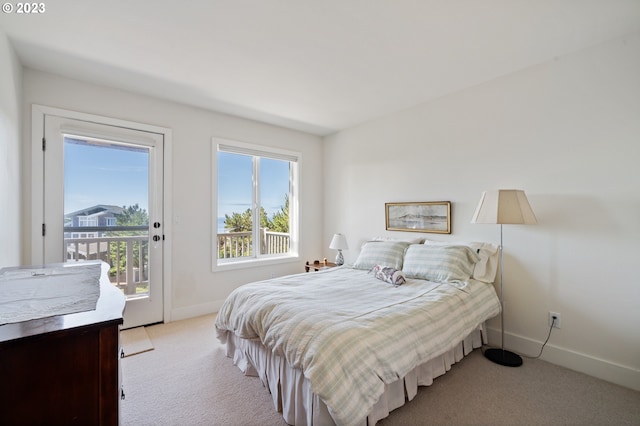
left=352, top=241, right=409, bottom=270
left=423, top=239, right=499, bottom=283
left=402, top=244, right=480, bottom=282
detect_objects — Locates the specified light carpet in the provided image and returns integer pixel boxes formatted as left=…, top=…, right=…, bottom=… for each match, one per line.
left=121, top=326, right=154, bottom=357
left=121, top=314, right=640, bottom=425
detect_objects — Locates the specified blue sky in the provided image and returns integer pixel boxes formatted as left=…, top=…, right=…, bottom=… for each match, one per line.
left=217, top=151, right=290, bottom=220
left=64, top=138, right=149, bottom=214
left=64, top=139, right=290, bottom=230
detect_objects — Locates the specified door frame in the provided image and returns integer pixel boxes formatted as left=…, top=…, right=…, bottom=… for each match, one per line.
left=31, top=104, right=173, bottom=323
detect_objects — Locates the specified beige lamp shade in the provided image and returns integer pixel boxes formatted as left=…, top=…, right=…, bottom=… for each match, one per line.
left=471, top=190, right=537, bottom=225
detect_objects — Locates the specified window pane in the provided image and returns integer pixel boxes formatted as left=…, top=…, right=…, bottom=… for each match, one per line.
left=259, top=158, right=291, bottom=255
left=217, top=152, right=253, bottom=258
left=63, top=136, right=151, bottom=299
left=215, top=139, right=298, bottom=266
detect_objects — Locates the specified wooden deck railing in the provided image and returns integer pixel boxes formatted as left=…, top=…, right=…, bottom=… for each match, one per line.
left=217, top=229, right=290, bottom=259
left=64, top=235, right=148, bottom=296
left=64, top=229, right=290, bottom=292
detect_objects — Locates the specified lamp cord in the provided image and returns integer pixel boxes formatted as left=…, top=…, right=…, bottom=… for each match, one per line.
left=521, top=317, right=556, bottom=360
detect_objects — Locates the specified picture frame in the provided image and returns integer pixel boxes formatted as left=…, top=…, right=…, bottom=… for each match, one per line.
left=385, top=201, right=451, bottom=234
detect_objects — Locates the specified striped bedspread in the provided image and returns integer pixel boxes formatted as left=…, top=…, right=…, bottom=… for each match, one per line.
left=215, top=266, right=500, bottom=426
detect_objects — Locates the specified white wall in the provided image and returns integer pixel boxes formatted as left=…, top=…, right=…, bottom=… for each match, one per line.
left=22, top=69, right=324, bottom=319
left=324, top=33, right=640, bottom=390
left=0, top=31, right=23, bottom=268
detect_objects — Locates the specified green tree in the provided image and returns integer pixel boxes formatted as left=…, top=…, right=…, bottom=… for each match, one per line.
left=262, top=207, right=273, bottom=230
left=224, top=207, right=271, bottom=232
left=270, top=194, right=289, bottom=233
left=107, top=204, right=149, bottom=277
left=116, top=203, right=148, bottom=227
left=224, top=209, right=252, bottom=232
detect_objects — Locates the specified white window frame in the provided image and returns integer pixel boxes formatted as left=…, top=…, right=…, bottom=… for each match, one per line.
left=78, top=216, right=98, bottom=227
left=212, top=137, right=300, bottom=271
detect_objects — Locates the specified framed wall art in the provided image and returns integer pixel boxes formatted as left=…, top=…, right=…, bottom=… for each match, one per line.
left=385, top=201, right=451, bottom=234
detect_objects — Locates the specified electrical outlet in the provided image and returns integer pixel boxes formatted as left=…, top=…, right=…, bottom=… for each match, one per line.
left=549, top=311, right=561, bottom=329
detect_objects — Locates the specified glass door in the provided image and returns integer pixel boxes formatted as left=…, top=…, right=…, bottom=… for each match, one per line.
left=41, top=115, right=164, bottom=328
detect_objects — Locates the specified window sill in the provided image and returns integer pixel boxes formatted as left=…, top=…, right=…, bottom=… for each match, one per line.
left=212, top=255, right=299, bottom=272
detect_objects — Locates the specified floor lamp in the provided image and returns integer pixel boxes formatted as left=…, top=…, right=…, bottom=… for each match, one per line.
left=471, top=189, right=537, bottom=367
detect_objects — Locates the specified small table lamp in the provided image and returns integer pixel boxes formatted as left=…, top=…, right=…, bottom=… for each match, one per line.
left=329, top=233, right=348, bottom=266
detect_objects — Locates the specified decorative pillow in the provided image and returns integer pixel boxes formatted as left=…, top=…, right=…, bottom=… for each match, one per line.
left=370, top=265, right=406, bottom=286
left=351, top=241, right=409, bottom=270
left=423, top=239, right=499, bottom=283
left=402, top=244, right=480, bottom=282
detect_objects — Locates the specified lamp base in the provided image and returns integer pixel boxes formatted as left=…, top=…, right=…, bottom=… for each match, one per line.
left=484, top=348, right=523, bottom=367
left=335, top=250, right=344, bottom=266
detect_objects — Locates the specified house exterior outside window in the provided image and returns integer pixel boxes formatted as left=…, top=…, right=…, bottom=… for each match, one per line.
left=64, top=205, right=124, bottom=239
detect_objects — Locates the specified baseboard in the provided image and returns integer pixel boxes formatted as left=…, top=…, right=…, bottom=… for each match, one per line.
left=170, top=299, right=226, bottom=322
left=486, top=326, right=640, bottom=391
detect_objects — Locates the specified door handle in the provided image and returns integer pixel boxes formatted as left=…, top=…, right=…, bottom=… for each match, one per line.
left=153, top=235, right=161, bottom=242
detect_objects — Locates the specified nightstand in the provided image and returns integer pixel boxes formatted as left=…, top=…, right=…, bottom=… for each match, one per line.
left=305, top=259, right=337, bottom=272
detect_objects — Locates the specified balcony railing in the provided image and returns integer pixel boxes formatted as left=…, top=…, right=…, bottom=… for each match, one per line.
left=64, top=227, right=291, bottom=295
left=64, top=229, right=148, bottom=297
left=217, top=229, right=290, bottom=259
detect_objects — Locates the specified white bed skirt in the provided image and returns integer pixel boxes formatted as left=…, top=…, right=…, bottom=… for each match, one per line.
left=222, top=323, right=488, bottom=426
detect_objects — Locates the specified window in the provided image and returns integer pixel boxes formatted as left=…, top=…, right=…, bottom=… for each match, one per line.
left=78, top=216, right=98, bottom=227
left=213, top=138, right=299, bottom=267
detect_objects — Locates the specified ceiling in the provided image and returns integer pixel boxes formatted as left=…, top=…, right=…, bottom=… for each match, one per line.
left=2, top=1, right=639, bottom=135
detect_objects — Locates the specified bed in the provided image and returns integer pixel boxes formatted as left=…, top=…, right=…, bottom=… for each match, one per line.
left=215, top=240, right=501, bottom=426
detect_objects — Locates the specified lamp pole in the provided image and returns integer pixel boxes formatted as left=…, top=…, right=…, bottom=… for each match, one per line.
left=484, top=223, right=523, bottom=367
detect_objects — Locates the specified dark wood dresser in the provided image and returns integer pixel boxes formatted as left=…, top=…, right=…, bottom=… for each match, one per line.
left=0, top=262, right=126, bottom=425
